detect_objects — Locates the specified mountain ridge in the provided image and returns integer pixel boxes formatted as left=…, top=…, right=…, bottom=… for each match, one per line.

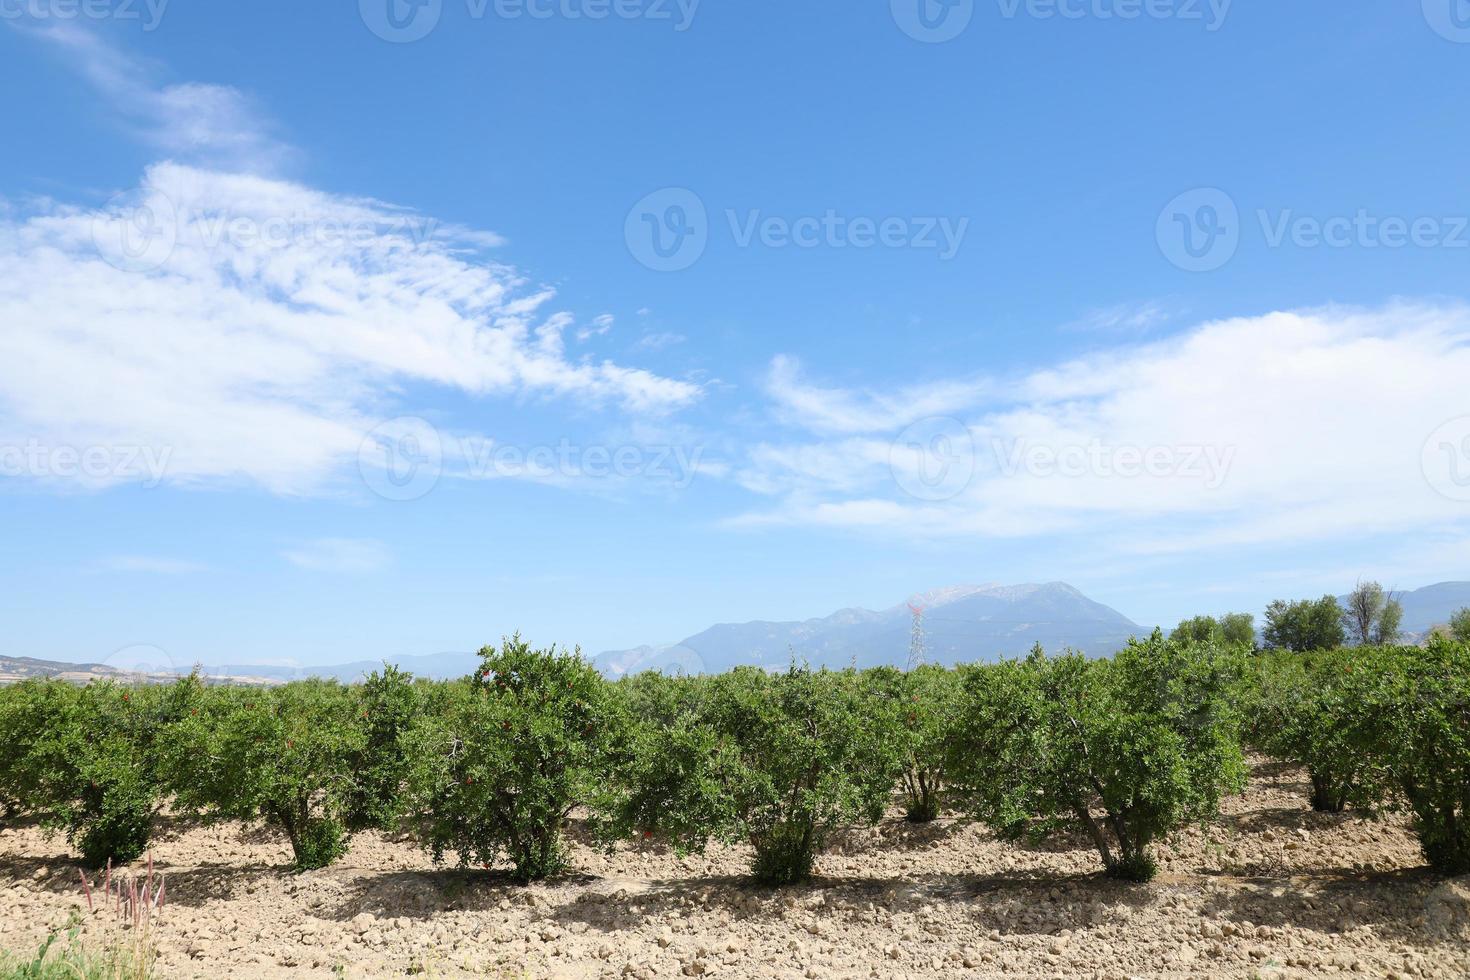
left=594, top=581, right=1143, bottom=676
left=7, top=580, right=1467, bottom=685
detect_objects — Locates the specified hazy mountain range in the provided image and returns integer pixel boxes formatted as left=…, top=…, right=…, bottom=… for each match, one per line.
left=5, top=580, right=1467, bottom=685
left=594, top=582, right=1142, bottom=676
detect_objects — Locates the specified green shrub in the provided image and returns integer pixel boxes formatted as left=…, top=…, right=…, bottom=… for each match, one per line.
left=617, top=664, right=903, bottom=885
left=949, top=634, right=1246, bottom=882
left=1449, top=607, right=1470, bottom=643
left=0, top=678, right=200, bottom=867
left=1263, top=596, right=1345, bottom=652
left=0, top=681, right=78, bottom=823
left=345, top=664, right=420, bottom=832
left=866, top=665, right=959, bottom=823
left=1249, top=649, right=1388, bottom=813
left=405, top=637, right=622, bottom=884
left=1349, top=640, right=1470, bottom=874
left=164, top=681, right=363, bottom=870
left=610, top=670, right=710, bottom=728
left=1171, top=613, right=1255, bottom=650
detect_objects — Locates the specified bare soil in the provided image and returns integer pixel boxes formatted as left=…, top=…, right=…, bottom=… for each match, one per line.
left=2, top=760, right=1468, bottom=979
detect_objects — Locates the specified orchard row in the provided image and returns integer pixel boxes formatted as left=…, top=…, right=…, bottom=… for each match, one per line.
left=1, top=633, right=1466, bottom=885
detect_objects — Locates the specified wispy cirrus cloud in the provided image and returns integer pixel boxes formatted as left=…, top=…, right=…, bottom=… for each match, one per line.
left=24, top=21, right=295, bottom=174
left=763, top=353, right=989, bottom=435
left=1062, top=299, right=1174, bottom=334
left=0, top=30, right=702, bottom=497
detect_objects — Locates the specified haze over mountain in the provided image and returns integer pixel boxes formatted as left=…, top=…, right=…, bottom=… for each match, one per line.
left=594, top=582, right=1143, bottom=676
left=8, top=581, right=1468, bottom=686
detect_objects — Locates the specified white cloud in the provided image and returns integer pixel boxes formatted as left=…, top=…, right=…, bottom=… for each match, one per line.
left=27, top=23, right=294, bottom=173
left=1062, top=300, right=1173, bottom=334
left=637, top=331, right=686, bottom=351
left=0, top=165, right=700, bottom=495
left=281, top=538, right=391, bottom=574
left=764, top=354, right=989, bottom=435
left=738, top=304, right=1470, bottom=549
left=0, top=29, right=700, bottom=496
left=577, top=313, right=615, bottom=342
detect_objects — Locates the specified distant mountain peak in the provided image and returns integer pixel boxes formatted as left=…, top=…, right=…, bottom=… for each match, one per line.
left=904, top=581, right=1085, bottom=610
left=597, top=580, right=1141, bottom=675
left=906, top=584, right=1002, bottom=608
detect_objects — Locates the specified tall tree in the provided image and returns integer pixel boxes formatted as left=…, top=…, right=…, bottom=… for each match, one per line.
left=1342, top=580, right=1402, bottom=646
left=1219, top=612, right=1256, bottom=649
left=1171, top=613, right=1255, bottom=650
left=1263, top=596, right=1346, bottom=652
left=1171, top=615, right=1220, bottom=645
left=1448, top=607, right=1470, bottom=643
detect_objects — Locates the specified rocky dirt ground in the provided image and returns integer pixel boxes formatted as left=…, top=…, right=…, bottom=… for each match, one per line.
left=2, top=760, right=1468, bottom=979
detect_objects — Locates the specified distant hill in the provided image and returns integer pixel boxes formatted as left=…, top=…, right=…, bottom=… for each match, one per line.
left=11, top=580, right=1465, bottom=686
left=0, top=655, right=278, bottom=686
left=595, top=582, right=1143, bottom=676
left=1390, top=581, right=1470, bottom=634
left=196, top=651, right=483, bottom=685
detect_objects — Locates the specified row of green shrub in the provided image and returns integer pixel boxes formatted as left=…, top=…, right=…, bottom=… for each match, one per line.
left=2, top=634, right=1466, bottom=884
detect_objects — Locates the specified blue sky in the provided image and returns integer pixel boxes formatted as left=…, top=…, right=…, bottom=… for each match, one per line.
left=2, top=1, right=1469, bottom=670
